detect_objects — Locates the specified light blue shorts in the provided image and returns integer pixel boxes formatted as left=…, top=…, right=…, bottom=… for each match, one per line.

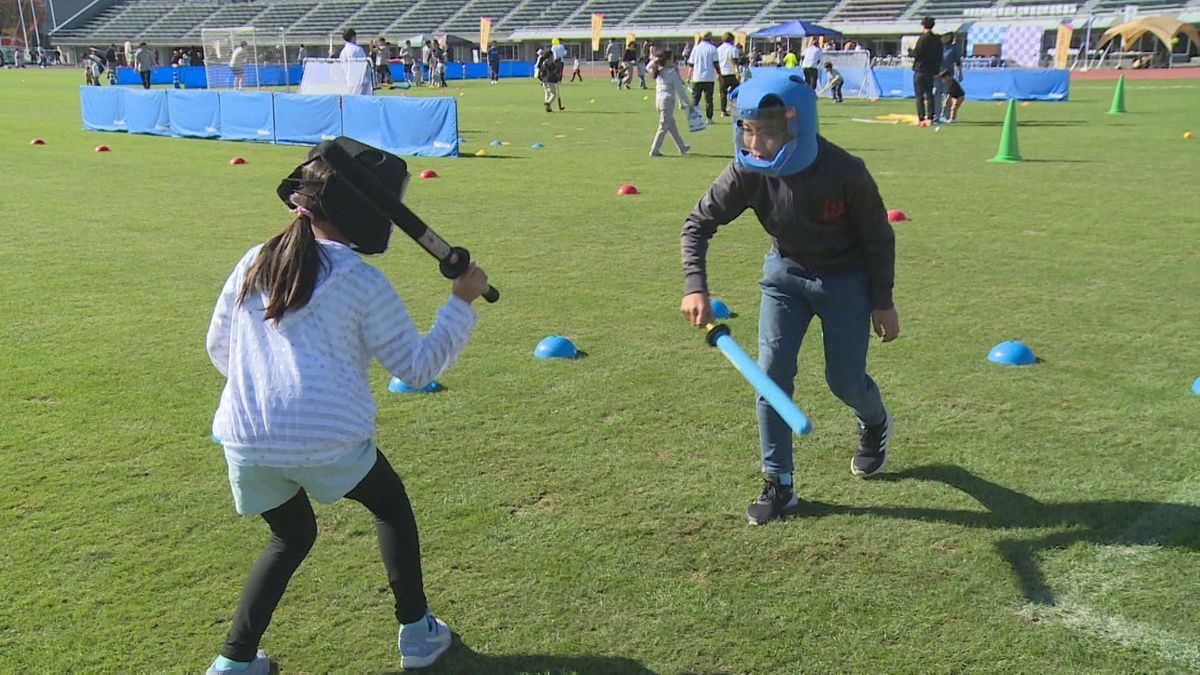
left=226, top=440, right=378, bottom=515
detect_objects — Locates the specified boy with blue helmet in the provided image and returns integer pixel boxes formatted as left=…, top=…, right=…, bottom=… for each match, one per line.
left=680, top=73, right=900, bottom=525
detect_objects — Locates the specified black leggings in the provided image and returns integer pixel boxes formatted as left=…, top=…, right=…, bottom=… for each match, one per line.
left=220, top=451, right=427, bottom=661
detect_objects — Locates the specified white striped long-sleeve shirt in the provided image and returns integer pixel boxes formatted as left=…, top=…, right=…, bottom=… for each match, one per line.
left=206, top=240, right=476, bottom=467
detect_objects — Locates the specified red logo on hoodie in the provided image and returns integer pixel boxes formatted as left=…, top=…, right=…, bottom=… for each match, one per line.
left=822, top=199, right=845, bottom=221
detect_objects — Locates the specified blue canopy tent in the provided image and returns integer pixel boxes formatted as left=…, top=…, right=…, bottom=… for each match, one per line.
left=749, top=20, right=843, bottom=39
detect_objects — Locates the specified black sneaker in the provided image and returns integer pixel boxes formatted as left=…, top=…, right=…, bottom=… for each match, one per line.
left=746, top=476, right=799, bottom=525
left=852, top=413, right=892, bottom=478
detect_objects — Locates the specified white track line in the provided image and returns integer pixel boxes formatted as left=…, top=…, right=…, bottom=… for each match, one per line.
left=1018, top=481, right=1200, bottom=668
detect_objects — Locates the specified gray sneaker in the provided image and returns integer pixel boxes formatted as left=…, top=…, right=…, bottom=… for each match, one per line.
left=746, top=475, right=799, bottom=525
left=852, top=413, right=892, bottom=478
left=398, top=610, right=452, bottom=669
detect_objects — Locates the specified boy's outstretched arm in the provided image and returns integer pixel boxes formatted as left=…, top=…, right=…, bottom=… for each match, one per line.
left=680, top=163, right=751, bottom=327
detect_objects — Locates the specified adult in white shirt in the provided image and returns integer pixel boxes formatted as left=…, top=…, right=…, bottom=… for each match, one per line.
left=551, top=38, right=567, bottom=62
left=338, top=28, right=372, bottom=95
left=687, top=32, right=719, bottom=122
left=715, top=32, right=741, bottom=117
left=801, top=40, right=824, bottom=89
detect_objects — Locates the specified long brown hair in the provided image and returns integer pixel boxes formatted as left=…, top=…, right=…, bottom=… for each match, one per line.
left=237, top=148, right=334, bottom=322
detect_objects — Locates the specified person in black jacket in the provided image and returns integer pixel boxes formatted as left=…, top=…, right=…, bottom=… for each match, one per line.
left=909, top=17, right=942, bottom=126
left=680, top=75, right=899, bottom=525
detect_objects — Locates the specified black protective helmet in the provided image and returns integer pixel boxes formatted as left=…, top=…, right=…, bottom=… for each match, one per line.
left=276, top=137, right=410, bottom=254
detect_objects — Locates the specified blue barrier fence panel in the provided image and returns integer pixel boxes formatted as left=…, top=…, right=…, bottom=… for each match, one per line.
left=168, top=89, right=221, bottom=138
left=340, top=96, right=386, bottom=149
left=273, top=93, right=343, bottom=145
left=80, top=86, right=126, bottom=131
left=342, top=96, right=457, bottom=157
left=123, top=88, right=171, bottom=135
left=755, top=66, right=1068, bottom=101
left=218, top=90, right=275, bottom=142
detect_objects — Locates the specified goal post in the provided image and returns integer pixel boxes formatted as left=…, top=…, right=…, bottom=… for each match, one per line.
left=201, top=27, right=291, bottom=91
left=821, top=49, right=881, bottom=100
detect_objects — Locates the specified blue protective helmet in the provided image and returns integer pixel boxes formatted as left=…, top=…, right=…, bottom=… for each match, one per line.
left=731, top=73, right=818, bottom=177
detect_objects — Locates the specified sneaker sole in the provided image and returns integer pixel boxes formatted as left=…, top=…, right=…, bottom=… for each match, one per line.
left=746, top=492, right=800, bottom=525
left=400, top=639, right=451, bottom=669
left=851, top=451, right=887, bottom=478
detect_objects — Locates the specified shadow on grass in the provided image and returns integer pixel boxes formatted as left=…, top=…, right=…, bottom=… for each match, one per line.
left=379, top=634, right=660, bottom=674
left=795, top=464, right=1200, bottom=606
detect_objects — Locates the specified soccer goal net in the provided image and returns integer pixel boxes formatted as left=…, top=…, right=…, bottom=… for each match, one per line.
left=822, top=50, right=881, bottom=100
left=202, top=27, right=290, bottom=90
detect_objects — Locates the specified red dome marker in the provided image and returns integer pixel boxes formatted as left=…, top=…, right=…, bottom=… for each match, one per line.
left=419, top=169, right=438, bottom=179
left=29, top=138, right=45, bottom=145
left=229, top=156, right=246, bottom=165
left=94, top=145, right=110, bottom=152
left=617, top=184, right=639, bottom=195
left=886, top=209, right=907, bottom=223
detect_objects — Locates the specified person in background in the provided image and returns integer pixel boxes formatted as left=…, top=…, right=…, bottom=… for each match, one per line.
left=569, top=54, right=582, bottom=82
left=938, top=69, right=965, bottom=122
left=687, top=32, right=719, bottom=122
left=487, top=41, right=501, bottom=84
left=817, top=61, right=844, bottom=102
left=647, top=49, right=695, bottom=157
left=782, top=48, right=799, bottom=68
left=229, top=40, right=248, bottom=90
left=936, top=33, right=963, bottom=122
left=716, top=32, right=741, bottom=117
left=800, top=39, right=823, bottom=88
left=605, top=38, right=621, bottom=82
left=909, top=17, right=942, bottom=126
left=339, top=29, right=372, bottom=95
left=134, top=42, right=154, bottom=89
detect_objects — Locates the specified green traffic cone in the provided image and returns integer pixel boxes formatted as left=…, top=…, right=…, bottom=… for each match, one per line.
left=988, top=99, right=1022, bottom=163
left=1107, top=75, right=1126, bottom=114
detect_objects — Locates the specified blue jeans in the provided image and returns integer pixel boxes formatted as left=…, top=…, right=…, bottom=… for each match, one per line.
left=756, top=250, right=887, bottom=475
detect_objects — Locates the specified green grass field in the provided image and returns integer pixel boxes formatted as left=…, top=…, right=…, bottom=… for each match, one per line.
left=2, top=68, right=1199, bottom=673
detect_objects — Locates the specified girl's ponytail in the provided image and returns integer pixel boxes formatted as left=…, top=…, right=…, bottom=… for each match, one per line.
left=237, top=150, right=333, bottom=322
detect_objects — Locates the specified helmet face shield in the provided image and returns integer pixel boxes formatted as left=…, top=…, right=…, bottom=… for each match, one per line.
left=730, top=74, right=819, bottom=177
left=734, top=104, right=797, bottom=168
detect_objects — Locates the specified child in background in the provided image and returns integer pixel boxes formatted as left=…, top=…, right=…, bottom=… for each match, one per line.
left=647, top=49, right=694, bottom=157
left=570, top=55, right=582, bottom=82
left=737, top=56, right=751, bottom=83
left=939, top=69, right=965, bottom=122
left=204, top=145, right=489, bottom=673
left=817, top=62, right=844, bottom=102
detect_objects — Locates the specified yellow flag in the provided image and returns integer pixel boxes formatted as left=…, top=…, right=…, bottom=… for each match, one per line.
left=480, top=17, right=491, bottom=51
left=734, top=32, right=747, bottom=50
left=694, top=32, right=702, bottom=46
left=626, top=32, right=636, bottom=48
left=1053, top=22, right=1073, bottom=69
left=591, top=13, right=604, bottom=51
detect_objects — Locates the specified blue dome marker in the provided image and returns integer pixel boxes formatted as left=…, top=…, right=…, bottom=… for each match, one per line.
left=709, top=298, right=731, bottom=319
left=987, top=340, right=1037, bottom=366
left=534, top=335, right=577, bottom=359
left=490, top=139, right=503, bottom=146
left=1191, top=376, right=1200, bottom=395
left=531, top=142, right=545, bottom=148
left=388, top=377, right=442, bottom=393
